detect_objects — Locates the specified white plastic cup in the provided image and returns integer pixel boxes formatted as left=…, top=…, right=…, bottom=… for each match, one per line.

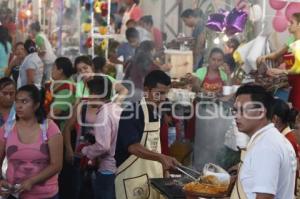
left=223, top=86, right=232, bottom=96
left=235, top=132, right=250, bottom=149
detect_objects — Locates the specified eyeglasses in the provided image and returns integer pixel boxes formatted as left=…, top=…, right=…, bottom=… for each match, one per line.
left=230, top=106, right=263, bottom=116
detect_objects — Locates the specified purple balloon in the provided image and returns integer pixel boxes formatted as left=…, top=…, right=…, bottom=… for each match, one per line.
left=206, top=12, right=227, bottom=32
left=225, top=8, right=248, bottom=36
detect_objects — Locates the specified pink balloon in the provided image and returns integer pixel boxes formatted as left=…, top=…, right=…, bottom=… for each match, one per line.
left=269, top=0, right=287, bottom=10
left=272, top=10, right=288, bottom=32
left=285, top=2, right=300, bottom=21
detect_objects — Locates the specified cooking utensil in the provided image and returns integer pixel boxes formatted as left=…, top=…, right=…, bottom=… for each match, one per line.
left=175, top=167, right=197, bottom=181
left=178, top=165, right=201, bottom=176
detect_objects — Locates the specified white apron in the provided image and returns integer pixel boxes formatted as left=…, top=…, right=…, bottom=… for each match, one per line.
left=115, top=98, right=163, bottom=199
left=120, top=4, right=137, bottom=35
left=230, top=131, right=265, bottom=199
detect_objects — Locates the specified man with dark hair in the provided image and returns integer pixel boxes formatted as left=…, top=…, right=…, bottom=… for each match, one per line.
left=181, top=8, right=206, bottom=69
left=79, top=76, right=122, bottom=199
left=230, top=84, right=296, bottom=199
left=117, top=27, right=139, bottom=63
left=115, top=70, right=179, bottom=199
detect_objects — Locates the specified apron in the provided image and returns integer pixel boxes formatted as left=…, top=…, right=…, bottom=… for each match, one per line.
left=115, top=98, right=163, bottom=199
left=230, top=131, right=265, bottom=199
left=121, top=4, right=137, bottom=35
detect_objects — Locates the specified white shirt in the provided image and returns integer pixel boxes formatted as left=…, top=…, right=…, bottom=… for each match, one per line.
left=240, top=123, right=297, bottom=199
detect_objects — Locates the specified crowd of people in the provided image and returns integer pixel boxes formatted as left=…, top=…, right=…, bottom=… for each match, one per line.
left=0, top=0, right=299, bottom=199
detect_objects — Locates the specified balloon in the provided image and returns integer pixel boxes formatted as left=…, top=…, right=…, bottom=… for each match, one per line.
left=18, top=10, right=27, bottom=20
left=85, top=37, right=92, bottom=48
left=249, top=4, right=262, bottom=22
left=225, top=9, right=248, bottom=36
left=285, top=2, right=300, bottom=21
left=206, top=12, right=227, bottom=32
left=272, top=10, right=288, bottom=32
left=82, top=23, right=92, bottom=33
left=101, top=2, right=108, bottom=17
left=269, top=0, right=287, bottom=10
left=99, top=26, right=107, bottom=35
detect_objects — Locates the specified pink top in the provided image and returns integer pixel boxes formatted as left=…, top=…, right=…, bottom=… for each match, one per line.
left=152, top=27, right=163, bottom=50
left=0, top=120, right=61, bottom=199
left=129, top=5, right=143, bottom=21
left=81, top=102, right=122, bottom=173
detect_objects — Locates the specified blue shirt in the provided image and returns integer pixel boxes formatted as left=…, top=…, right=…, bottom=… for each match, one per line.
left=116, top=43, right=136, bottom=62
left=0, top=42, right=12, bottom=77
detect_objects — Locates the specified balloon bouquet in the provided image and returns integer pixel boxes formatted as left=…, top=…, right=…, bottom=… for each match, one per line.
left=270, top=0, right=300, bottom=33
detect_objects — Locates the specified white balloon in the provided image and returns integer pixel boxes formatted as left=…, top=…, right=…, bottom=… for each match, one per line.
left=249, top=4, right=263, bottom=22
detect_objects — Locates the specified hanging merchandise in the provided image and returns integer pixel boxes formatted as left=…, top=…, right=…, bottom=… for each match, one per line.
left=285, top=2, right=300, bottom=21
left=249, top=4, right=262, bottom=22
left=269, top=0, right=287, bottom=10
left=225, top=8, right=248, bottom=36
left=272, top=10, right=288, bottom=33
left=206, top=8, right=248, bottom=36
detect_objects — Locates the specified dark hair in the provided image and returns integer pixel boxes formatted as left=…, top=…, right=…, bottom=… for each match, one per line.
left=14, top=41, right=24, bottom=49
left=0, top=25, right=11, bottom=53
left=0, top=77, right=15, bottom=90
left=236, top=84, right=274, bottom=120
left=92, top=56, right=106, bottom=73
left=126, top=19, right=137, bottom=27
left=292, top=13, right=300, bottom=23
left=209, top=47, right=224, bottom=58
left=133, top=41, right=155, bottom=71
left=144, top=70, right=171, bottom=88
left=226, top=38, right=240, bottom=51
left=30, top=22, right=41, bottom=32
left=270, top=98, right=298, bottom=125
left=17, top=85, right=46, bottom=123
left=55, top=57, right=74, bottom=78
left=181, top=9, right=202, bottom=18
left=74, top=55, right=93, bottom=73
left=24, top=39, right=37, bottom=54
left=140, top=15, right=153, bottom=26
left=126, top=27, right=139, bottom=40
left=86, top=76, right=112, bottom=100
left=133, top=0, right=140, bottom=5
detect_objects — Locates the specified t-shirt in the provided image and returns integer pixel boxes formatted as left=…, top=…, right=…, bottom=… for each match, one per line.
left=0, top=119, right=61, bottom=199
left=81, top=102, right=122, bottom=173
left=0, top=41, right=12, bottom=77
left=129, top=5, right=143, bottom=22
left=240, top=124, right=297, bottom=199
left=35, top=33, right=56, bottom=64
left=115, top=102, right=159, bottom=167
left=18, top=53, right=44, bottom=89
left=152, top=27, right=163, bottom=50
left=76, top=80, right=90, bottom=99
left=192, top=20, right=205, bottom=39
left=117, top=42, right=136, bottom=62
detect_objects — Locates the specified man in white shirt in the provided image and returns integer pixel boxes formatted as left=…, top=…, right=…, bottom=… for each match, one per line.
left=230, top=84, right=297, bottom=199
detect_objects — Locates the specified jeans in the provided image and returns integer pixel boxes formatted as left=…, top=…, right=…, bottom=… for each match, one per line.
left=93, top=172, right=115, bottom=199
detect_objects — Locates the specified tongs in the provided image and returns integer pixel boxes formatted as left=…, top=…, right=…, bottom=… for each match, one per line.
left=175, top=166, right=201, bottom=181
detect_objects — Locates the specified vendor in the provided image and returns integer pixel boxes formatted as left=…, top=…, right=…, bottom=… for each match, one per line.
left=115, top=70, right=180, bottom=199
left=181, top=9, right=206, bottom=69
left=257, top=13, right=300, bottom=111
left=230, top=84, right=296, bottom=199
left=190, top=48, right=229, bottom=94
